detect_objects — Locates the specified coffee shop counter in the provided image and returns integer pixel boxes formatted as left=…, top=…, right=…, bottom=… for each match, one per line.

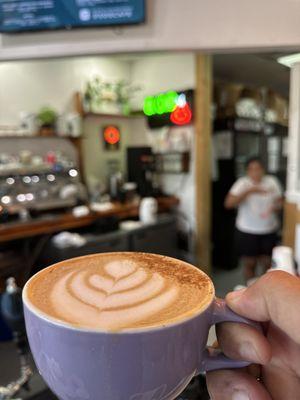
left=0, top=196, right=179, bottom=243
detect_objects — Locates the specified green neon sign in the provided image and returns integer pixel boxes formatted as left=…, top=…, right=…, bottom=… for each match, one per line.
left=143, top=91, right=179, bottom=116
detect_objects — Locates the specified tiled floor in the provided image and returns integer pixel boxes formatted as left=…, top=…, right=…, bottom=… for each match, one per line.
left=212, top=264, right=245, bottom=298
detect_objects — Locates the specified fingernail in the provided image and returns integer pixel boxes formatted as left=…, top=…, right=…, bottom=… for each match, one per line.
left=232, top=391, right=250, bottom=400
left=239, top=341, right=259, bottom=362
left=227, top=288, right=246, bottom=302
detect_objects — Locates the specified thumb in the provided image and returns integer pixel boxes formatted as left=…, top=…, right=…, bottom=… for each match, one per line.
left=226, top=271, right=300, bottom=345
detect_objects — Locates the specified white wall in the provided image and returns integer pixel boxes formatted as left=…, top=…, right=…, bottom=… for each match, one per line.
left=129, top=52, right=195, bottom=137
left=0, top=56, right=131, bottom=124
left=130, top=53, right=195, bottom=109
left=0, top=53, right=196, bottom=199
left=2, top=0, right=300, bottom=60
left=0, top=55, right=132, bottom=187
left=128, top=53, right=197, bottom=237
left=82, top=116, right=132, bottom=187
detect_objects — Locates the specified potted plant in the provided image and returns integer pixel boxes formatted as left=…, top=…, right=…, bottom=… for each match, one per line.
left=83, top=77, right=102, bottom=113
left=115, top=80, right=141, bottom=115
left=83, top=77, right=141, bottom=115
left=83, top=77, right=118, bottom=114
left=37, top=107, right=58, bottom=136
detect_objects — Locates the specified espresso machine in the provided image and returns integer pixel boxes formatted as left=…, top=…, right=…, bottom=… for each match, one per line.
left=0, top=139, right=87, bottom=223
left=127, top=147, right=157, bottom=196
left=0, top=166, right=84, bottom=219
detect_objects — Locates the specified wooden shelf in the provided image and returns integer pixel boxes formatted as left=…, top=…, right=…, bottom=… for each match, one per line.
left=83, top=112, right=144, bottom=119
left=0, top=135, right=83, bottom=139
left=153, top=151, right=189, bottom=155
left=214, top=116, right=288, bottom=135
left=0, top=135, right=41, bottom=139
left=74, top=91, right=144, bottom=120
left=154, top=151, right=190, bottom=174
left=0, top=196, right=179, bottom=243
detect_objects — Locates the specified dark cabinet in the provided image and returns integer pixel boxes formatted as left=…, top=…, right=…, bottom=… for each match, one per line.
left=39, top=215, right=178, bottom=266
left=130, top=216, right=178, bottom=258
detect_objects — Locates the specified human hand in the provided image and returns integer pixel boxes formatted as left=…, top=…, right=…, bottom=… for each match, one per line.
left=260, top=198, right=283, bottom=219
left=206, top=271, right=300, bottom=400
left=259, top=206, right=273, bottom=219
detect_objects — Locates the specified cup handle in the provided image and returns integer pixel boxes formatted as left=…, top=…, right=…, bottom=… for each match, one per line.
left=199, top=298, right=263, bottom=372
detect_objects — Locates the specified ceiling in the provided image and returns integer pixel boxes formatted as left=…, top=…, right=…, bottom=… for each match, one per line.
left=213, top=53, right=290, bottom=98
left=114, top=51, right=291, bottom=99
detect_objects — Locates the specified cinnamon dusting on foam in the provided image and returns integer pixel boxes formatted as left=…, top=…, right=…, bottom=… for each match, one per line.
left=26, top=253, right=214, bottom=331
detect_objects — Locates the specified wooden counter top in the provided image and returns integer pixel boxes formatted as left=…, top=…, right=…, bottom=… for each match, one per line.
left=0, top=196, right=179, bottom=243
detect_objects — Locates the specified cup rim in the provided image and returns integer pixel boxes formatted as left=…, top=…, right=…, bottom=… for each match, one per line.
left=23, top=252, right=215, bottom=334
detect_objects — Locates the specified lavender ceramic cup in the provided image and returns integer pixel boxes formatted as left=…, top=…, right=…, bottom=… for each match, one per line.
left=23, top=261, right=259, bottom=400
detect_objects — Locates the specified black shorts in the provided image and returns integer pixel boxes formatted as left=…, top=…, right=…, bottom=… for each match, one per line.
left=235, top=229, right=278, bottom=257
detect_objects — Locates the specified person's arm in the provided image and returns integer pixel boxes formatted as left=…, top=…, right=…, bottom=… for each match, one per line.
left=271, top=178, right=284, bottom=212
left=224, top=186, right=266, bottom=209
left=272, top=196, right=283, bottom=212
left=260, top=196, right=284, bottom=219
left=206, top=271, right=300, bottom=400
left=224, top=190, right=250, bottom=209
left=262, top=178, right=284, bottom=217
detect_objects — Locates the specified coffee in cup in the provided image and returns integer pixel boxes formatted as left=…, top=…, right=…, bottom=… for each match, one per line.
left=26, top=252, right=214, bottom=331
left=23, top=253, right=259, bottom=400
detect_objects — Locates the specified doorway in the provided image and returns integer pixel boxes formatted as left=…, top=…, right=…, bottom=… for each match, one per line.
left=210, top=53, right=290, bottom=293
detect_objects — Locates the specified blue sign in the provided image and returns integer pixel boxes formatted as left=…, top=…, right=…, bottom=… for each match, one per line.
left=0, top=0, right=145, bottom=32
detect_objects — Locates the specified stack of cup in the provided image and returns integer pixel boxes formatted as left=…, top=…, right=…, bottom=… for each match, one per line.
left=271, top=246, right=296, bottom=276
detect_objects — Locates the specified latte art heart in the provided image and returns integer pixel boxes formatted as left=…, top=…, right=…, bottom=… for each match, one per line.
left=26, top=253, right=213, bottom=331
left=52, top=262, right=179, bottom=329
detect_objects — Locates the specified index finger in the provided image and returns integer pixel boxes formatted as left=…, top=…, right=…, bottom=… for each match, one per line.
left=226, top=271, right=300, bottom=345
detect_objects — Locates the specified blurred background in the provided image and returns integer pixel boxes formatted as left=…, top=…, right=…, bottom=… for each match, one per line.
left=1, top=1, right=300, bottom=399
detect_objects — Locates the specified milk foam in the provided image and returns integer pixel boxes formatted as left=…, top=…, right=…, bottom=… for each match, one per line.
left=51, top=259, right=179, bottom=330
left=26, top=253, right=214, bottom=331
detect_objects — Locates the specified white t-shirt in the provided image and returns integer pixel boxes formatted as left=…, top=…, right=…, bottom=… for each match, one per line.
left=229, top=175, right=282, bottom=234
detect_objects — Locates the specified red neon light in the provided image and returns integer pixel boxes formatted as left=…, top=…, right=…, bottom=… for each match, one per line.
left=104, top=126, right=121, bottom=145
left=170, top=104, right=192, bottom=125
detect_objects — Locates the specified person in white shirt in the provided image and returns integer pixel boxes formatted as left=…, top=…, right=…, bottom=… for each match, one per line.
left=224, top=157, right=283, bottom=281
